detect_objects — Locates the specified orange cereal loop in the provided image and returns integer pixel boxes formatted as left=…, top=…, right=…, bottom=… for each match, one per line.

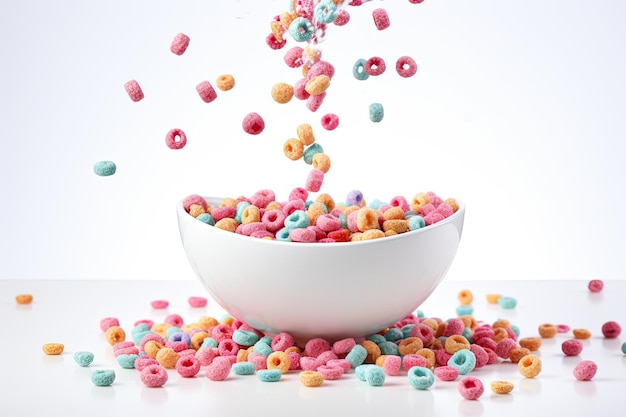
left=457, top=289, right=473, bottom=305
left=241, top=205, right=261, bottom=224
left=343, top=205, right=360, bottom=219
left=265, top=201, right=282, bottom=211
left=315, top=193, right=335, bottom=212
left=220, top=316, right=236, bottom=326
left=220, top=197, right=237, bottom=208
left=301, top=64, right=310, bottom=78
left=283, top=138, right=304, bottom=160
left=267, top=351, right=291, bottom=374
left=360, top=340, right=381, bottom=364
left=382, top=219, right=408, bottom=234
left=42, top=343, right=64, bottom=355
left=296, top=123, right=315, bottom=146
left=410, top=192, right=430, bottom=211
left=490, top=380, right=514, bottom=394
left=181, top=323, right=203, bottom=333
left=305, top=75, right=331, bottom=96
left=143, top=340, right=163, bottom=359
left=492, top=319, right=511, bottom=329
left=518, top=337, right=542, bottom=351
left=434, top=322, right=447, bottom=338
left=508, top=347, right=531, bottom=363
left=517, top=354, right=542, bottom=378
left=375, top=355, right=388, bottom=367
left=361, top=229, right=385, bottom=240
left=188, top=204, right=206, bottom=218
left=214, top=218, right=238, bottom=232
left=486, top=293, right=501, bottom=304
left=284, top=345, right=302, bottom=354
left=492, top=327, right=509, bottom=343
left=397, top=337, right=424, bottom=356
left=156, top=347, right=179, bottom=369
left=312, top=153, right=331, bottom=173
left=198, top=315, right=219, bottom=330
left=428, top=338, right=444, bottom=350
left=104, top=325, right=126, bottom=346
left=421, top=318, right=439, bottom=331
left=573, top=328, right=592, bottom=339
left=271, top=82, right=294, bottom=104
left=306, top=202, right=326, bottom=226
left=459, top=315, right=477, bottom=330
left=444, top=334, right=471, bottom=354
left=350, top=232, right=363, bottom=242
left=237, top=348, right=250, bottom=363
left=538, top=323, right=557, bottom=338
left=15, top=294, right=33, bottom=304
left=356, top=207, right=380, bottom=232
left=303, top=45, right=321, bottom=65
left=384, top=230, right=398, bottom=237
left=382, top=206, right=405, bottom=221
left=270, top=20, right=285, bottom=42
left=444, top=198, right=460, bottom=212
left=279, top=11, right=298, bottom=29
left=215, top=74, right=235, bottom=91
left=299, top=371, right=324, bottom=387
left=191, top=331, right=210, bottom=350
left=151, top=323, right=172, bottom=337
left=416, top=348, right=436, bottom=369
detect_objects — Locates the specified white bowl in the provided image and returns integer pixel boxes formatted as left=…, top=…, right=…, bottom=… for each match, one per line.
left=177, top=197, right=465, bottom=343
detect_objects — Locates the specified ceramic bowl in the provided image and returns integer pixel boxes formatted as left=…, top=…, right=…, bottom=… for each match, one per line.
left=177, top=197, right=465, bottom=343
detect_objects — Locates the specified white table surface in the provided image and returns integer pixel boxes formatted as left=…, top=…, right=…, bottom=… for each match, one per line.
left=2, top=278, right=624, bottom=416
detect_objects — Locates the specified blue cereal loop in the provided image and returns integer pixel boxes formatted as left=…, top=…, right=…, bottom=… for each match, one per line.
left=74, top=351, right=94, bottom=367
left=91, top=369, right=116, bottom=387
left=257, top=369, right=282, bottom=382
left=369, top=103, right=384, bottom=123
left=621, top=341, right=626, bottom=355
left=511, top=324, right=521, bottom=338
left=253, top=340, right=273, bottom=357
left=232, top=362, right=256, bottom=376
left=416, top=309, right=425, bottom=318
left=447, top=349, right=476, bottom=375
left=314, top=0, right=338, bottom=24
left=259, top=336, right=273, bottom=345
left=378, top=341, right=399, bottom=356
left=339, top=212, right=348, bottom=228
left=235, top=201, right=250, bottom=223
left=303, top=143, right=324, bottom=164
left=346, top=344, right=367, bottom=368
left=288, top=17, right=314, bottom=42
left=196, top=213, right=215, bottom=225
left=275, top=227, right=292, bottom=242
left=404, top=210, right=418, bottom=219
left=365, top=366, right=386, bottom=386
left=355, top=364, right=376, bottom=381
left=353, top=58, right=370, bottom=81
left=232, top=329, right=259, bottom=347
left=456, top=304, right=474, bottom=316
left=201, top=337, right=218, bottom=349
left=408, top=215, right=425, bottom=231
left=367, top=334, right=386, bottom=344
left=498, top=296, right=517, bottom=309
left=407, top=366, right=434, bottom=390
left=462, top=327, right=473, bottom=343
left=384, top=328, right=404, bottom=342
left=93, top=160, right=116, bottom=176
left=284, top=210, right=310, bottom=229
left=116, top=353, right=138, bottom=369
left=401, top=324, right=416, bottom=338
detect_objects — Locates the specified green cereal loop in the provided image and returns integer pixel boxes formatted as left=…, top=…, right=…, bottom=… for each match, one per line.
left=367, top=334, right=386, bottom=344
left=621, top=341, right=626, bottom=355
left=253, top=340, right=273, bottom=357
left=284, top=210, right=310, bottom=229
left=74, top=351, right=94, bottom=367
left=447, top=349, right=476, bottom=375
left=401, top=324, right=416, bottom=338
left=498, top=296, right=517, bottom=309
left=201, top=337, right=218, bottom=349
left=355, top=364, right=376, bottom=381
left=196, top=213, right=215, bottom=225
left=346, top=344, right=367, bottom=368
left=408, top=215, right=425, bottom=231
left=456, top=304, right=474, bottom=316
left=232, top=329, right=259, bottom=347
left=365, top=366, right=386, bottom=387
left=91, top=369, right=116, bottom=387
left=257, top=369, right=282, bottom=382
left=303, top=143, right=324, bottom=164
left=407, top=366, right=434, bottom=390
left=93, top=160, right=116, bottom=177
left=353, top=58, right=370, bottom=81
left=116, top=354, right=138, bottom=369
left=232, top=362, right=256, bottom=376
left=384, top=328, right=404, bottom=342
left=378, top=341, right=399, bottom=356
left=369, top=103, right=384, bottom=123
left=288, top=17, right=314, bottom=42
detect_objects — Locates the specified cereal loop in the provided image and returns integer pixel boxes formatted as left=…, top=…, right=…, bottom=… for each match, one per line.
left=170, top=33, right=190, bottom=55
left=242, top=112, right=265, bottom=135
left=573, top=360, right=597, bottom=381
left=124, top=79, right=144, bottom=102
left=15, top=294, right=33, bottom=304
left=196, top=80, right=217, bottom=103
left=457, top=289, right=473, bottom=305
left=538, top=323, right=557, bottom=338
left=105, top=326, right=126, bottom=346
left=297, top=123, right=316, bottom=145
left=216, top=74, right=235, bottom=91
left=573, top=328, right=592, bottom=339
left=396, top=56, right=417, bottom=78
left=42, top=343, right=64, bottom=355
left=490, top=380, right=514, bottom=394
left=299, top=371, right=324, bottom=387
left=165, top=128, right=187, bottom=150
left=271, top=82, right=294, bottom=103
left=283, top=138, right=304, bottom=160
left=458, top=376, right=484, bottom=400
left=517, top=354, right=542, bottom=378
left=305, top=75, right=331, bottom=96
left=364, top=57, right=386, bottom=76
left=518, top=337, right=542, bottom=351
left=266, top=351, right=291, bottom=374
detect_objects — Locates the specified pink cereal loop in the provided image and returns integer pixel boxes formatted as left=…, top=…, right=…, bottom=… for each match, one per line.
left=271, top=332, right=295, bottom=351
left=124, top=80, right=144, bottom=102
left=372, top=8, right=390, bottom=30
left=396, top=56, right=418, bottom=78
left=170, top=33, right=190, bottom=55
left=165, top=128, right=187, bottom=150
left=196, top=80, right=218, bottom=103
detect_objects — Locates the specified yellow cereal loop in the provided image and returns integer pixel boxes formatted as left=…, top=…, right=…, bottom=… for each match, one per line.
left=444, top=198, right=459, bottom=212
left=104, top=326, right=126, bottom=346
left=215, top=74, right=235, bottom=91
left=156, top=347, right=179, bottom=369
left=397, top=337, right=424, bottom=356
left=517, top=354, right=542, bottom=378
left=265, top=201, right=282, bottom=211
left=279, top=11, right=297, bottom=29
left=188, top=204, right=206, bottom=218
left=311, top=153, right=331, bottom=173
left=315, top=193, right=335, bottom=212
left=271, top=82, right=294, bottom=104
left=241, top=205, right=261, bottom=224
left=360, top=340, right=381, bottom=364
left=299, top=371, right=324, bottom=387
left=214, top=218, right=238, bottom=232
left=191, top=331, right=210, bottom=350
left=444, top=334, right=471, bottom=354
left=306, top=202, right=326, bottom=226
left=356, top=207, right=380, bottom=232
left=283, top=138, right=304, bottom=160
left=384, top=230, right=398, bottom=237
left=144, top=340, right=163, bottom=359
left=266, top=351, right=291, bottom=374
left=284, top=346, right=301, bottom=354
left=486, top=293, right=502, bottom=304
left=151, top=323, right=172, bottom=337
left=15, top=294, right=33, bottom=304
left=296, top=123, right=315, bottom=146
left=305, top=75, right=330, bottom=96
left=490, top=380, right=514, bottom=394
left=237, top=348, right=250, bottom=363
left=459, top=315, right=477, bottom=330
left=270, top=20, right=285, bottom=42
left=221, top=316, right=236, bottom=326
left=421, top=319, right=439, bottom=331
left=361, top=229, right=385, bottom=240
left=492, top=319, right=510, bottom=329
left=382, top=206, right=405, bottom=221
left=492, top=327, right=508, bottom=343
left=198, top=315, right=219, bottom=330
left=42, top=343, right=64, bottom=355
left=457, top=289, right=473, bottom=305
left=382, top=219, right=408, bottom=234
left=375, top=355, right=389, bottom=367
left=416, top=348, right=436, bottom=369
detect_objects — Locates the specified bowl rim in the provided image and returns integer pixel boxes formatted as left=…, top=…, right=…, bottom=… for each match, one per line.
left=177, top=196, right=465, bottom=247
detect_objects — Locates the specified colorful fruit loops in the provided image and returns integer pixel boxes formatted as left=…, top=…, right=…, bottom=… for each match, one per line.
left=183, top=189, right=459, bottom=243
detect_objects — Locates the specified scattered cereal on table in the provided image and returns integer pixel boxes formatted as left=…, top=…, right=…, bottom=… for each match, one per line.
left=91, top=369, right=116, bottom=387
left=42, top=343, right=64, bottom=355
left=587, top=279, right=604, bottom=292
left=93, top=161, right=116, bottom=177
left=15, top=294, right=33, bottom=304
left=572, top=360, right=597, bottom=381
left=601, top=320, right=621, bottom=338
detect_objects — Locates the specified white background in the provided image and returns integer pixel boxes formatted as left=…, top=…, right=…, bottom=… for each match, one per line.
left=1, top=0, right=625, bottom=282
